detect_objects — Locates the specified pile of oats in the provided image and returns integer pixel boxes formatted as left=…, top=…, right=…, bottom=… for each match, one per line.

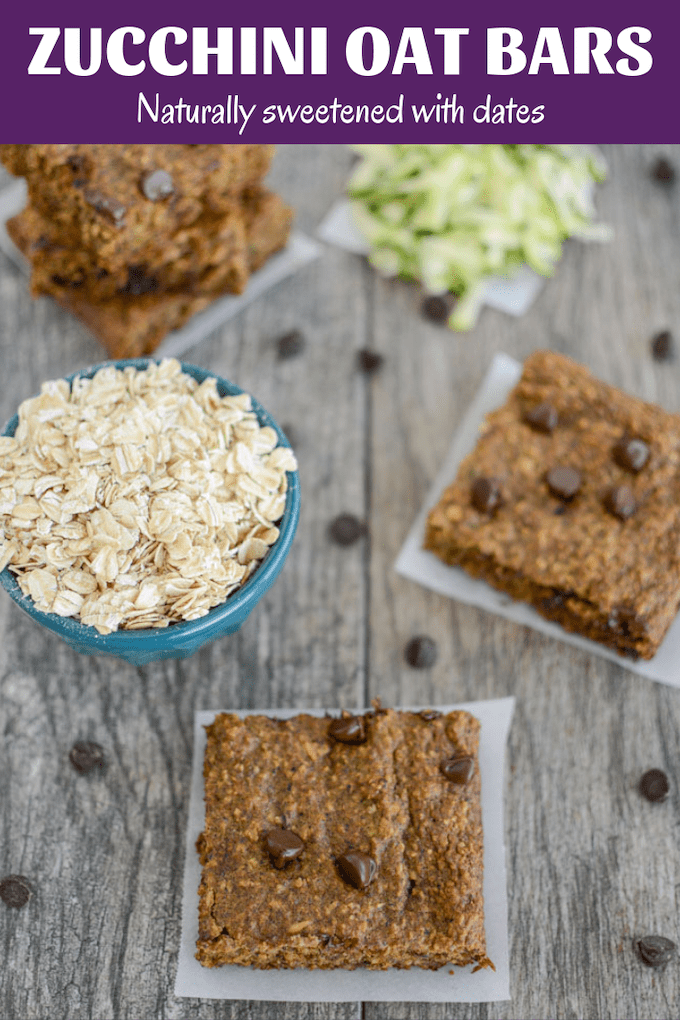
left=0, top=359, right=297, bottom=634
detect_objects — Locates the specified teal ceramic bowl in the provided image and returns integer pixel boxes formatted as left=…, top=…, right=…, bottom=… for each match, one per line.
left=0, top=358, right=300, bottom=665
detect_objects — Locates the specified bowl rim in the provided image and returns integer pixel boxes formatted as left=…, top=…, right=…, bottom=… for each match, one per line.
left=0, top=356, right=300, bottom=652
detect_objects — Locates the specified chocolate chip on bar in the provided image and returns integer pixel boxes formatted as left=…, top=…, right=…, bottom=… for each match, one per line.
left=604, top=484, right=637, bottom=521
left=140, top=169, right=175, bottom=201
left=328, top=715, right=367, bottom=745
left=440, top=754, right=475, bottom=785
left=419, top=709, right=442, bottom=721
left=613, top=436, right=649, bottom=473
left=471, top=477, right=502, bottom=513
left=336, top=851, right=377, bottom=890
left=546, top=465, right=582, bottom=500
left=265, top=828, right=305, bottom=869
left=524, top=402, right=558, bottom=433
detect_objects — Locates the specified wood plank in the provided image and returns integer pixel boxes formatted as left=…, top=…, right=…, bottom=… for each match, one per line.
left=1, top=145, right=680, bottom=1018
left=366, top=145, right=680, bottom=1019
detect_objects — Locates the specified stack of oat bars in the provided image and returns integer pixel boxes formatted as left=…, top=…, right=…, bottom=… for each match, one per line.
left=0, top=144, right=292, bottom=356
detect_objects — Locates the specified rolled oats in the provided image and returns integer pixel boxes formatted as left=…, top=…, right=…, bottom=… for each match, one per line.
left=0, top=359, right=297, bottom=634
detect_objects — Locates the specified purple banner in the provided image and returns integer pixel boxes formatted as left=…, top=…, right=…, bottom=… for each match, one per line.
left=0, top=1, right=676, bottom=142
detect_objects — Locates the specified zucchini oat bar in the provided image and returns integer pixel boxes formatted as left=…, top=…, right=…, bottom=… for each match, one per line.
left=425, top=350, right=680, bottom=660
left=197, top=707, right=491, bottom=971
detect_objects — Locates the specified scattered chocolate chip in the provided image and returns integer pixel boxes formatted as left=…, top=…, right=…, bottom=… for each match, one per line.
left=639, top=768, right=670, bottom=803
left=440, top=754, right=475, bottom=785
left=265, top=828, right=305, bottom=869
left=328, top=715, right=367, bottom=745
left=0, top=875, right=32, bottom=909
left=418, top=709, right=442, bottom=721
left=83, top=189, right=126, bottom=226
left=613, top=436, right=649, bottom=473
left=336, top=851, right=376, bottom=890
left=140, top=168, right=175, bottom=201
left=651, top=157, right=675, bottom=184
left=69, top=740, right=105, bottom=775
left=328, top=513, right=366, bottom=547
left=276, top=329, right=306, bottom=360
left=524, top=402, right=558, bottom=433
left=122, top=265, right=159, bottom=296
left=637, top=935, right=676, bottom=968
left=471, top=477, right=502, bottom=514
left=553, top=504, right=567, bottom=516
left=651, top=330, right=674, bottom=362
left=357, top=349, right=384, bottom=375
left=404, top=636, right=438, bottom=669
left=546, top=466, right=581, bottom=500
left=604, top=484, right=637, bottom=521
left=421, top=294, right=452, bottom=324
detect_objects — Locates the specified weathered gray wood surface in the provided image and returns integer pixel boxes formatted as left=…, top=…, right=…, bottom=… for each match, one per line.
left=1, top=145, right=679, bottom=1020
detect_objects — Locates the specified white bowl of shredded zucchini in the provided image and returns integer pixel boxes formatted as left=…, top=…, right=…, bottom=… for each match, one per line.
left=347, top=144, right=611, bottom=330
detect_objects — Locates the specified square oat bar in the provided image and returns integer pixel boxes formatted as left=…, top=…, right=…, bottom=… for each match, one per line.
left=196, top=707, right=490, bottom=971
left=425, top=350, right=680, bottom=660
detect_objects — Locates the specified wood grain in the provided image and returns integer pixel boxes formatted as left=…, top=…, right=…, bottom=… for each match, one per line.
left=1, top=146, right=679, bottom=1019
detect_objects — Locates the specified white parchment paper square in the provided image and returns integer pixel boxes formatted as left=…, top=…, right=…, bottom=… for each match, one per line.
left=318, top=199, right=544, bottom=318
left=175, top=698, right=514, bottom=1003
left=395, top=353, right=680, bottom=688
left=0, top=179, right=322, bottom=359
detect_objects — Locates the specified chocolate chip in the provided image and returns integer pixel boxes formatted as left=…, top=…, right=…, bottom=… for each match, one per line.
left=524, top=402, right=558, bottom=433
left=651, top=330, right=674, bottom=362
left=418, top=709, right=442, bottom=721
left=276, top=329, right=306, bottom=360
left=122, top=265, right=159, bottom=296
left=328, top=513, right=366, bottom=546
left=604, top=484, right=637, bottom=521
left=0, top=875, right=32, bottom=909
left=637, top=935, right=676, bottom=967
left=404, top=636, right=438, bottom=669
left=336, top=851, right=376, bottom=890
left=357, top=349, right=384, bottom=375
left=140, top=169, right=174, bottom=201
left=421, top=294, right=452, bottom=324
left=613, top=437, right=649, bottom=473
left=440, top=754, right=475, bottom=785
left=651, top=157, right=675, bottom=184
left=470, top=477, right=502, bottom=514
left=265, top=828, right=304, bottom=869
left=328, top=715, right=367, bottom=745
left=639, top=768, right=670, bottom=803
left=546, top=466, right=581, bottom=500
left=83, top=189, right=126, bottom=225
left=69, top=740, right=105, bottom=775
left=67, top=154, right=88, bottom=174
